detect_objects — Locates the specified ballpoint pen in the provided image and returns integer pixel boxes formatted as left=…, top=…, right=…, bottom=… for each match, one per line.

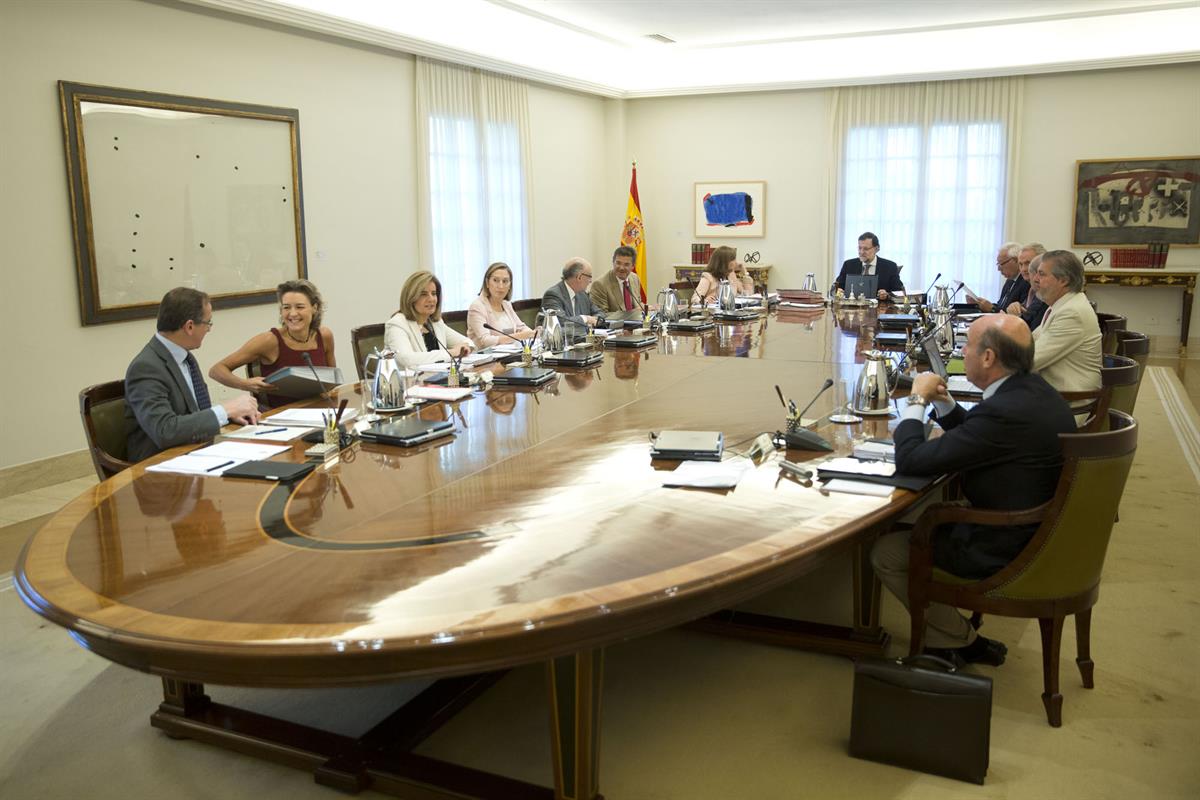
left=254, top=427, right=288, bottom=435
left=206, top=459, right=234, bottom=473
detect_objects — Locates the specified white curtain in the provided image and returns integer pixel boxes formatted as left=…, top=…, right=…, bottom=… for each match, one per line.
left=828, top=77, right=1023, bottom=299
left=416, top=58, right=534, bottom=311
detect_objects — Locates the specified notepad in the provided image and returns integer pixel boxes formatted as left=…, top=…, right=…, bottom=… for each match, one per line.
left=662, top=459, right=754, bottom=489
left=406, top=385, right=474, bottom=402
left=268, top=408, right=360, bottom=428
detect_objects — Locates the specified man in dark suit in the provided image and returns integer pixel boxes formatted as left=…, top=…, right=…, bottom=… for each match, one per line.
left=971, top=241, right=1028, bottom=312
left=125, top=287, right=260, bottom=462
left=542, top=257, right=606, bottom=333
left=834, top=232, right=904, bottom=300
left=870, top=314, right=1076, bottom=667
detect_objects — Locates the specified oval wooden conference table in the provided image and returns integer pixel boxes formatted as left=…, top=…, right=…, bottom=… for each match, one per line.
left=18, top=306, right=931, bottom=800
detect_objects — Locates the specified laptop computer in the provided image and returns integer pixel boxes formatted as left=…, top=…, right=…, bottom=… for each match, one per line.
left=666, top=318, right=715, bottom=332
left=540, top=350, right=603, bottom=367
left=650, top=430, right=724, bottom=461
left=845, top=274, right=878, bottom=298
left=360, top=417, right=456, bottom=447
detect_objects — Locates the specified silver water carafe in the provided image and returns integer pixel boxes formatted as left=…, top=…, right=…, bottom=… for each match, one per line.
left=717, top=279, right=736, bottom=311
left=801, top=272, right=818, bottom=293
left=657, top=287, right=680, bottom=322
left=853, top=350, right=895, bottom=414
left=932, top=283, right=952, bottom=311
left=362, top=347, right=408, bottom=410
left=537, top=308, right=565, bottom=353
left=931, top=308, right=956, bottom=356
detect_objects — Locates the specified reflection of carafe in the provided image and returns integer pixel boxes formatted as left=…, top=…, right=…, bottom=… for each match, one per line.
left=538, top=308, right=565, bottom=352
left=717, top=279, right=736, bottom=311
left=931, top=308, right=955, bottom=356
left=657, top=287, right=680, bottom=322
left=363, top=347, right=408, bottom=410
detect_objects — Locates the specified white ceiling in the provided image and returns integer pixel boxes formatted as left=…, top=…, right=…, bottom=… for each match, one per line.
left=183, top=0, right=1200, bottom=96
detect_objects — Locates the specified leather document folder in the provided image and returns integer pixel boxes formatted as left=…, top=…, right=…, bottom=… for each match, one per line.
left=540, top=351, right=603, bottom=367
left=264, top=366, right=344, bottom=399
left=604, top=332, right=657, bottom=348
left=650, top=430, right=724, bottom=461
left=666, top=319, right=715, bottom=332
left=490, top=366, right=557, bottom=386
left=361, top=417, right=455, bottom=447
left=223, top=460, right=316, bottom=482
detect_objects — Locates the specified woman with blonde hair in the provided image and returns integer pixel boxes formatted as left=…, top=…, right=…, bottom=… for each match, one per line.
left=384, top=271, right=475, bottom=369
left=209, top=279, right=336, bottom=408
left=691, top=246, right=754, bottom=306
left=467, top=261, right=535, bottom=347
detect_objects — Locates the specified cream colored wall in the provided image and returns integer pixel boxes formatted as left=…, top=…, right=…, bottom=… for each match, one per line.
left=0, top=0, right=608, bottom=469
left=1015, top=62, right=1200, bottom=353
left=623, top=89, right=831, bottom=295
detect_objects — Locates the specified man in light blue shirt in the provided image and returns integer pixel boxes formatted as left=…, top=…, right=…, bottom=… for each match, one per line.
left=125, top=287, right=259, bottom=462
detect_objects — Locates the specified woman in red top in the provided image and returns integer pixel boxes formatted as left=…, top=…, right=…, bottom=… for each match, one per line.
left=210, top=279, right=337, bottom=408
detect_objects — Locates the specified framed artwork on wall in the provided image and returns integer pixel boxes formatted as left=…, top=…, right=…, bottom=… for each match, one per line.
left=59, top=81, right=308, bottom=325
left=694, top=181, right=765, bottom=238
left=1072, top=156, right=1200, bottom=247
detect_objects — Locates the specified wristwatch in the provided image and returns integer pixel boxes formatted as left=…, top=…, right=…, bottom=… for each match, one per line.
left=908, top=392, right=930, bottom=408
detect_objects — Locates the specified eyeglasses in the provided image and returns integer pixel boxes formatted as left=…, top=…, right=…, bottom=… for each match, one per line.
left=194, top=318, right=214, bottom=329
left=581, top=273, right=593, bottom=279
left=996, top=256, right=1015, bottom=266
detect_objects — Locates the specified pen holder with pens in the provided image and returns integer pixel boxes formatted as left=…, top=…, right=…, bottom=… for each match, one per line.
left=786, top=413, right=804, bottom=434
left=521, top=343, right=534, bottom=366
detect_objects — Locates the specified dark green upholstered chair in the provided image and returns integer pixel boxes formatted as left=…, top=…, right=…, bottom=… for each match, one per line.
left=1060, top=354, right=1139, bottom=434
left=350, top=322, right=386, bottom=380
left=1096, top=312, right=1127, bottom=356
left=1103, top=353, right=1142, bottom=419
left=907, top=409, right=1138, bottom=727
left=1115, top=329, right=1149, bottom=383
left=442, top=309, right=469, bottom=337
left=80, top=380, right=134, bottom=480
left=513, top=298, right=541, bottom=330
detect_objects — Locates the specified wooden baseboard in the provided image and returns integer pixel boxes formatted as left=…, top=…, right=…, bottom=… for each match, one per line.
left=0, top=450, right=94, bottom=499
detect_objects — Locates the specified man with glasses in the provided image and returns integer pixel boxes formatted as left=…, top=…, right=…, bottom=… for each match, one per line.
left=970, top=242, right=1026, bottom=312
left=542, top=257, right=605, bottom=333
left=125, top=287, right=260, bottom=462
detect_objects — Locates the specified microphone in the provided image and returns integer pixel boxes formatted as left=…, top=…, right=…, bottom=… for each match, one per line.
left=795, top=378, right=834, bottom=421
left=920, top=271, right=943, bottom=305
left=300, top=352, right=331, bottom=397
left=483, top=322, right=527, bottom=346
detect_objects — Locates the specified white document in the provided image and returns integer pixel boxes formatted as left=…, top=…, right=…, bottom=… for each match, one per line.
left=146, top=453, right=246, bottom=476
left=219, top=425, right=309, bottom=442
left=406, top=385, right=474, bottom=402
left=662, top=459, right=755, bottom=489
left=414, top=362, right=452, bottom=373
left=819, top=457, right=896, bottom=477
left=190, top=441, right=291, bottom=460
left=267, top=408, right=359, bottom=427
left=822, top=479, right=894, bottom=497
left=947, top=376, right=983, bottom=394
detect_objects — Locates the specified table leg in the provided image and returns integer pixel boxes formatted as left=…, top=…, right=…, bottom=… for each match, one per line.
left=546, top=649, right=604, bottom=800
left=851, top=542, right=888, bottom=646
left=158, top=677, right=210, bottom=718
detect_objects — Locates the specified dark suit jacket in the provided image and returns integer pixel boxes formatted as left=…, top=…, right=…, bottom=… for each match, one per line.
left=834, top=257, right=904, bottom=293
left=894, top=371, right=1076, bottom=578
left=542, top=280, right=605, bottom=331
left=1021, top=293, right=1048, bottom=332
left=994, top=275, right=1029, bottom=312
left=125, top=336, right=221, bottom=462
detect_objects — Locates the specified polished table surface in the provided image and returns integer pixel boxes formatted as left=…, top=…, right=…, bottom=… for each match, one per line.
left=16, top=306, right=925, bottom=797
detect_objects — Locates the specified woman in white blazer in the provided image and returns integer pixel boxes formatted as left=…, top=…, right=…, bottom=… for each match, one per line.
left=384, top=270, right=475, bottom=369
left=466, top=262, right=535, bottom=348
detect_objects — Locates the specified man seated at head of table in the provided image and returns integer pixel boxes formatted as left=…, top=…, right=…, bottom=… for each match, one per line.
left=833, top=231, right=904, bottom=301
left=208, top=279, right=337, bottom=409
left=1005, top=243, right=1048, bottom=332
left=467, top=261, right=536, bottom=348
left=691, top=246, right=755, bottom=306
left=871, top=313, right=1077, bottom=668
left=542, top=257, right=605, bottom=333
left=1029, top=249, right=1102, bottom=404
left=589, top=245, right=645, bottom=315
left=125, top=287, right=261, bottom=463
left=970, top=241, right=1027, bottom=312
left=385, top=270, right=475, bottom=369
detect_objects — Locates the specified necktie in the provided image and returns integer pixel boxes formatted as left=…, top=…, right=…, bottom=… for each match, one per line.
left=1041, top=306, right=1052, bottom=327
left=863, top=261, right=872, bottom=276
left=185, top=353, right=212, bottom=410
left=622, top=280, right=633, bottom=311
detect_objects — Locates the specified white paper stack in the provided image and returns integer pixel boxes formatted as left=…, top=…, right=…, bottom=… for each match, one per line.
left=662, top=459, right=755, bottom=489
left=267, top=408, right=359, bottom=428
left=146, top=441, right=290, bottom=476
left=406, top=386, right=474, bottom=402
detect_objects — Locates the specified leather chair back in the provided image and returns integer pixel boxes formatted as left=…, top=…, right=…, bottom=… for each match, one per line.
left=80, top=380, right=135, bottom=480
left=513, top=298, right=541, bottom=330
left=442, top=309, right=469, bottom=337
left=983, top=410, right=1136, bottom=600
left=350, top=323, right=386, bottom=380
left=1103, top=353, right=1141, bottom=418
left=1096, top=312, right=1127, bottom=355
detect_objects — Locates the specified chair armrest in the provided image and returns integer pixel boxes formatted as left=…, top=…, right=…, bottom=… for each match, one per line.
left=911, top=501, right=1050, bottom=546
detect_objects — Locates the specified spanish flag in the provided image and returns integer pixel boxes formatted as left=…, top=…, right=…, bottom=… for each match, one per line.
left=620, top=162, right=647, bottom=302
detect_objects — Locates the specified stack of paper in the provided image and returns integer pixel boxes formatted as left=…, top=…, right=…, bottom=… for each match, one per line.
left=267, top=408, right=359, bottom=428
left=818, top=457, right=896, bottom=477
left=406, top=385, right=474, bottom=402
left=852, top=440, right=895, bottom=462
left=146, top=441, right=290, bottom=476
left=219, top=424, right=309, bottom=443
left=662, top=459, right=755, bottom=489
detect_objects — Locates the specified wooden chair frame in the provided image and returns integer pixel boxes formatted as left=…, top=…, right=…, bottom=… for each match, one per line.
left=80, top=380, right=134, bottom=481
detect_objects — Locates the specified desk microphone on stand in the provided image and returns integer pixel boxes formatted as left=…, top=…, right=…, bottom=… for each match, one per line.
left=301, top=352, right=331, bottom=397
left=780, top=378, right=835, bottom=452
left=920, top=272, right=943, bottom=305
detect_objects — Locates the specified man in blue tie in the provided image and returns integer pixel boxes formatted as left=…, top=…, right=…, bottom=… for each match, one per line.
left=125, top=287, right=260, bottom=462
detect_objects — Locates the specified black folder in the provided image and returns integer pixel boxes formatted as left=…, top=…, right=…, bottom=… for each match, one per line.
left=490, top=366, right=557, bottom=386
left=223, top=460, right=316, bottom=482
left=540, top=351, right=603, bottom=367
left=361, top=417, right=455, bottom=447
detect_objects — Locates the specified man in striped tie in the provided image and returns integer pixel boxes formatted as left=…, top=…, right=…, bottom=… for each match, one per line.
left=125, top=287, right=260, bottom=462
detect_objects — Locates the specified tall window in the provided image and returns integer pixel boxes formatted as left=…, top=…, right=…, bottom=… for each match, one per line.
left=418, top=59, right=532, bottom=310
left=832, top=78, right=1022, bottom=298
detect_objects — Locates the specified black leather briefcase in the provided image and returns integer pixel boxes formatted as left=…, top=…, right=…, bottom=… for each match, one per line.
left=849, top=654, right=992, bottom=784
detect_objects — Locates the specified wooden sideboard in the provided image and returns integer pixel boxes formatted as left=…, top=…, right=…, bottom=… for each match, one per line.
left=1086, top=270, right=1197, bottom=355
left=673, top=263, right=771, bottom=294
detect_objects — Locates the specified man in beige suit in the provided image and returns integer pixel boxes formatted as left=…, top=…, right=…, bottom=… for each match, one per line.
left=1030, top=250, right=1102, bottom=397
left=589, top=245, right=644, bottom=315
